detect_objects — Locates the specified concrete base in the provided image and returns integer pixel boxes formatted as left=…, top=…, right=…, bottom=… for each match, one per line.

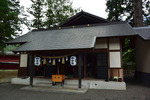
left=21, top=86, right=88, bottom=94
left=11, top=77, right=126, bottom=90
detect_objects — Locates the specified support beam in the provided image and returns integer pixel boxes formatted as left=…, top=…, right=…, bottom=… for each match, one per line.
left=84, top=52, right=87, bottom=79
left=30, top=54, right=34, bottom=87
left=78, top=53, right=82, bottom=89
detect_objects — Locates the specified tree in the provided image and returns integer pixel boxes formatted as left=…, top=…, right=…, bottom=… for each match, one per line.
left=122, top=38, right=136, bottom=70
left=27, top=0, right=45, bottom=29
left=143, top=0, right=150, bottom=26
left=106, top=0, right=133, bottom=22
left=134, top=0, right=143, bottom=27
left=45, top=0, right=78, bottom=28
left=106, top=0, right=150, bottom=26
left=0, top=0, right=26, bottom=51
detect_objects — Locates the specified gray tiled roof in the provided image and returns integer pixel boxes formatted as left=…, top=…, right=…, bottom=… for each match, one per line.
left=134, top=27, right=150, bottom=40
left=7, top=22, right=136, bottom=52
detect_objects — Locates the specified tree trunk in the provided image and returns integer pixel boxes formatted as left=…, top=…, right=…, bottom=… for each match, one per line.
left=134, top=0, right=143, bottom=27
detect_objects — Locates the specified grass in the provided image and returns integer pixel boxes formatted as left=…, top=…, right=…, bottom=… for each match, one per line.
left=0, top=70, right=18, bottom=83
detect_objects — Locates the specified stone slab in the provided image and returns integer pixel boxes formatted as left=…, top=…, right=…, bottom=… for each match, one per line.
left=21, top=86, right=88, bottom=94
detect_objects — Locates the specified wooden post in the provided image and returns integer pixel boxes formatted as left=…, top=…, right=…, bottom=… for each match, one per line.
left=84, top=52, right=87, bottom=79
left=30, top=54, right=34, bottom=87
left=78, top=53, right=82, bottom=89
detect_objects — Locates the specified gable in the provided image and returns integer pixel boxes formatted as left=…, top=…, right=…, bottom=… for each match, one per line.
left=59, top=11, right=109, bottom=27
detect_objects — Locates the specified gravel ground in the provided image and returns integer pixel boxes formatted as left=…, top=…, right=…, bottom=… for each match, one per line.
left=0, top=79, right=150, bottom=100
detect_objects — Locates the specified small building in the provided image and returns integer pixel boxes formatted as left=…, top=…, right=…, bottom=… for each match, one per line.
left=7, top=11, right=136, bottom=89
left=0, top=51, right=19, bottom=69
left=134, top=27, right=150, bottom=86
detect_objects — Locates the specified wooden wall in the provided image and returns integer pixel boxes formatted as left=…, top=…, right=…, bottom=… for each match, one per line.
left=94, top=37, right=123, bottom=80
left=18, top=53, right=28, bottom=77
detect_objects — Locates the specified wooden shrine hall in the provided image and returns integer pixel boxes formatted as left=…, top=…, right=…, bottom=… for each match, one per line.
left=7, top=11, right=136, bottom=89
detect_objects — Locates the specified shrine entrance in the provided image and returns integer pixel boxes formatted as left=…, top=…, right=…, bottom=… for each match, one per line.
left=30, top=53, right=83, bottom=79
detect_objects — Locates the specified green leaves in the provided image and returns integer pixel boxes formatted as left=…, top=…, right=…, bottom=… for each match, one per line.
left=106, top=0, right=133, bottom=21
left=106, top=0, right=150, bottom=26
left=0, top=0, right=26, bottom=50
left=27, top=0, right=79, bottom=29
left=27, top=0, right=44, bottom=29
left=122, top=38, right=136, bottom=70
left=44, top=0, right=79, bottom=28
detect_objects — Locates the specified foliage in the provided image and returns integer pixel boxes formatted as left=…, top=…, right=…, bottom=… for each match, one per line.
left=122, top=38, right=136, bottom=70
left=0, top=0, right=27, bottom=51
left=27, top=0, right=78, bottom=29
left=27, top=0, right=45, bottom=29
left=106, top=0, right=150, bottom=26
left=44, top=0, right=79, bottom=28
left=106, top=0, right=133, bottom=22
left=3, top=44, right=20, bottom=51
left=143, top=0, right=150, bottom=26
left=144, top=16, right=150, bottom=26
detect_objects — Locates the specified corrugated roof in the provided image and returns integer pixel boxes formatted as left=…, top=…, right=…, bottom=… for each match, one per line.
left=134, top=27, right=150, bottom=40
left=7, top=22, right=136, bottom=52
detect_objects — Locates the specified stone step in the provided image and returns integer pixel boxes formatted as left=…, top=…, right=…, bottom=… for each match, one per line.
left=35, top=82, right=86, bottom=89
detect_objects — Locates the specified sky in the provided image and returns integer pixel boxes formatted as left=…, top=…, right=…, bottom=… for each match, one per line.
left=20, top=0, right=108, bottom=34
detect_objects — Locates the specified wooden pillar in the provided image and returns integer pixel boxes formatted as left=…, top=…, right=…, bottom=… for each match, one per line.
left=78, top=53, right=82, bottom=89
left=107, top=38, right=110, bottom=80
left=84, top=52, right=86, bottom=79
left=30, top=54, right=34, bottom=87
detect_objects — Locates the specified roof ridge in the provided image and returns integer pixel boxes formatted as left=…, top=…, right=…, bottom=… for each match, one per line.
left=32, top=21, right=127, bottom=32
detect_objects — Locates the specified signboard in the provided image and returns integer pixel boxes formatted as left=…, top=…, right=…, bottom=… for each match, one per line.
left=70, top=56, right=77, bottom=66
left=34, top=57, right=41, bottom=66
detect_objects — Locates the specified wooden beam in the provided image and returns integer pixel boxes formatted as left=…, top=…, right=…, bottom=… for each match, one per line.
left=84, top=52, right=86, bottom=79
left=107, top=38, right=110, bottom=80
left=78, top=53, right=82, bottom=88
left=30, top=54, right=34, bottom=87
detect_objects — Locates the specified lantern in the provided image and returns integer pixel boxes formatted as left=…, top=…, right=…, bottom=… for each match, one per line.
left=70, top=56, right=77, bottom=66
left=34, top=57, right=41, bottom=66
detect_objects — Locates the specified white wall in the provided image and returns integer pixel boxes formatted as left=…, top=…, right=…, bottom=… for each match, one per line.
left=109, top=52, right=121, bottom=68
left=109, top=37, right=121, bottom=68
left=20, top=54, right=28, bottom=67
left=109, top=38, right=120, bottom=50
left=95, top=38, right=107, bottom=49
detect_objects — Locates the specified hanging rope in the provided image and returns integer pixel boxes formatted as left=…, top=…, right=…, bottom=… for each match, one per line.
left=37, top=52, right=78, bottom=59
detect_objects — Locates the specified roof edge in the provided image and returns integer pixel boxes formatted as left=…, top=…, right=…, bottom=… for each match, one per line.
left=32, top=21, right=128, bottom=32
